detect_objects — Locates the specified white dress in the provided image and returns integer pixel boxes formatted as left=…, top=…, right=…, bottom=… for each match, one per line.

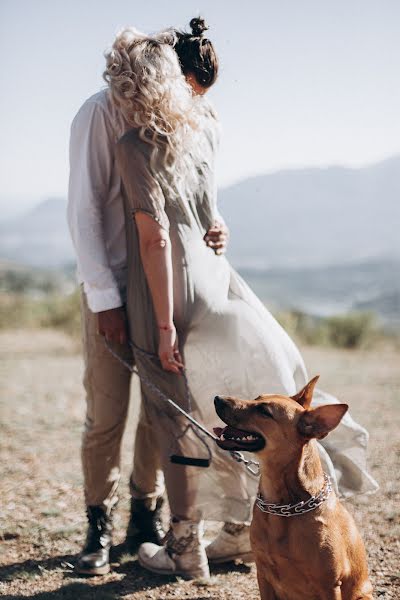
left=117, top=108, right=378, bottom=523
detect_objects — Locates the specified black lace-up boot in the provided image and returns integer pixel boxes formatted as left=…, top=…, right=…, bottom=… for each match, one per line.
left=75, top=506, right=113, bottom=575
left=126, top=496, right=165, bottom=551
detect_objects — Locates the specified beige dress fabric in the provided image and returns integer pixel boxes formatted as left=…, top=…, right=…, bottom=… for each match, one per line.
left=115, top=118, right=378, bottom=523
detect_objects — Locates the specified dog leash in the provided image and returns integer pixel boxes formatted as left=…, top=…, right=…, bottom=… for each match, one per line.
left=104, top=338, right=260, bottom=477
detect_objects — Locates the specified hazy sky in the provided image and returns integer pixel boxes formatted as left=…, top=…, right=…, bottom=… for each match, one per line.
left=0, top=0, right=399, bottom=217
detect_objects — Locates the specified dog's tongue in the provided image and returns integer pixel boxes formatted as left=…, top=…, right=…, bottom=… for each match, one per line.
left=213, top=427, right=224, bottom=438
left=213, top=425, right=248, bottom=438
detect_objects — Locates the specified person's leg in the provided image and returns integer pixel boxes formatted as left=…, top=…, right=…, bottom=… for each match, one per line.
left=130, top=387, right=165, bottom=505
left=77, top=291, right=162, bottom=574
left=126, top=387, right=166, bottom=549
left=80, top=291, right=132, bottom=511
left=137, top=414, right=209, bottom=579
left=77, top=290, right=132, bottom=575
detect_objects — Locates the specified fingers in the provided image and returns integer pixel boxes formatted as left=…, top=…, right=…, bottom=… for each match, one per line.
left=99, top=326, right=128, bottom=345
left=168, top=352, right=184, bottom=370
left=161, top=356, right=184, bottom=374
left=205, top=229, right=227, bottom=240
left=206, top=239, right=227, bottom=250
left=105, top=331, right=118, bottom=344
left=206, top=222, right=229, bottom=237
left=173, top=357, right=184, bottom=370
left=119, top=328, right=128, bottom=346
left=160, top=340, right=184, bottom=373
left=206, top=234, right=228, bottom=244
left=204, top=236, right=228, bottom=252
left=206, top=240, right=227, bottom=255
left=204, top=225, right=229, bottom=255
left=97, top=308, right=128, bottom=345
left=174, top=348, right=184, bottom=365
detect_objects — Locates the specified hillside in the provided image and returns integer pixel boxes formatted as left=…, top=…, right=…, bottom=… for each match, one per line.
left=0, top=156, right=399, bottom=269
left=0, top=197, right=74, bottom=267
left=219, top=155, right=400, bottom=268
left=0, top=158, right=399, bottom=324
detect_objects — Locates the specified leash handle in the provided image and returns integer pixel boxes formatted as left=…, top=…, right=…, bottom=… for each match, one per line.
left=170, top=456, right=211, bottom=467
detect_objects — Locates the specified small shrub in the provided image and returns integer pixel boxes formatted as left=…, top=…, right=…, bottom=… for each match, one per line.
left=0, top=290, right=384, bottom=350
left=276, top=310, right=378, bottom=349
left=277, top=310, right=329, bottom=346
left=0, top=290, right=81, bottom=337
left=39, top=292, right=81, bottom=337
left=324, top=312, right=377, bottom=349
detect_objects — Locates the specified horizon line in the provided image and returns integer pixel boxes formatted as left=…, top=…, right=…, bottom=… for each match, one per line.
left=0, top=152, right=399, bottom=208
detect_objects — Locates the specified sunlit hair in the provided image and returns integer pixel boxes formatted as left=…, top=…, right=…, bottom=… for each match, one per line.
left=103, top=28, right=209, bottom=194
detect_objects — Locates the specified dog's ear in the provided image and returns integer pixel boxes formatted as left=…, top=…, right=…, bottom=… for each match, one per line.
left=291, top=376, right=319, bottom=409
left=298, top=403, right=348, bottom=439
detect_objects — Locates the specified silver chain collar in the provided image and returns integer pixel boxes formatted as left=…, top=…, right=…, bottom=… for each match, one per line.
left=256, top=473, right=332, bottom=517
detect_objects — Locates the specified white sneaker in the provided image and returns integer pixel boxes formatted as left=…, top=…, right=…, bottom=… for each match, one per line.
left=138, top=518, right=210, bottom=580
left=206, top=523, right=254, bottom=564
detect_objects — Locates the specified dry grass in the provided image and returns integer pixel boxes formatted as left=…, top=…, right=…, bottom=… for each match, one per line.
left=0, top=329, right=399, bottom=599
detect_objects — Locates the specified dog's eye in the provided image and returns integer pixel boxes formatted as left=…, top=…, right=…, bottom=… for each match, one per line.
left=258, top=404, right=273, bottom=419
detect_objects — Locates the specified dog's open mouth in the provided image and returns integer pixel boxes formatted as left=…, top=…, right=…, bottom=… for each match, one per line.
left=213, top=425, right=265, bottom=452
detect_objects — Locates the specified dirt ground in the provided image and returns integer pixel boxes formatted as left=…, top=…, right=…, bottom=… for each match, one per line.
left=0, top=329, right=399, bottom=599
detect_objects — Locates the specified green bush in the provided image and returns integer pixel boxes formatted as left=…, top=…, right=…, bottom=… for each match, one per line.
left=276, top=310, right=378, bottom=349
left=0, top=289, right=382, bottom=349
left=0, top=291, right=81, bottom=337
left=39, top=292, right=81, bottom=336
left=324, top=312, right=377, bottom=349
left=276, top=310, right=328, bottom=346
left=0, top=268, right=62, bottom=294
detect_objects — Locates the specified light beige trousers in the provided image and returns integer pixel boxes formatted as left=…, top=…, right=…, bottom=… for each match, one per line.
left=80, top=290, right=164, bottom=511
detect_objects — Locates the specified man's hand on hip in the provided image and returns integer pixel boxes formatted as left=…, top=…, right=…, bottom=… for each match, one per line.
left=98, top=307, right=128, bottom=345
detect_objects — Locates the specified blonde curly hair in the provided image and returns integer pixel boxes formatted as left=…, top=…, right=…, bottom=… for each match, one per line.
left=104, top=28, right=205, bottom=171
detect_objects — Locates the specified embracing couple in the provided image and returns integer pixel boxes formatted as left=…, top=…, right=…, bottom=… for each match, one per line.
left=67, top=17, right=377, bottom=580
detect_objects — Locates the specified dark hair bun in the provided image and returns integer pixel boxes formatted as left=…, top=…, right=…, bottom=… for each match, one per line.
left=190, top=17, right=209, bottom=37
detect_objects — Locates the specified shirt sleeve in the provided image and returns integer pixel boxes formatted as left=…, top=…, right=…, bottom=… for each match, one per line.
left=115, top=134, right=170, bottom=231
left=67, top=100, right=122, bottom=313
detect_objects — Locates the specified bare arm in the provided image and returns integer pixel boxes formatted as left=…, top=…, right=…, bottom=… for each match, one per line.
left=135, top=212, right=183, bottom=374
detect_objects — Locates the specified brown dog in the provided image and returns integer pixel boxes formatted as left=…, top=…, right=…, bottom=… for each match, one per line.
left=214, top=376, right=373, bottom=600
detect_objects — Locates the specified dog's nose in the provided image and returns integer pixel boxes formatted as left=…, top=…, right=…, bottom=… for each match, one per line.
left=214, top=395, right=225, bottom=408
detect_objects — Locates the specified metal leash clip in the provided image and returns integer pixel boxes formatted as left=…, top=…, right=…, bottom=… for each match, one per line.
left=230, top=451, right=260, bottom=477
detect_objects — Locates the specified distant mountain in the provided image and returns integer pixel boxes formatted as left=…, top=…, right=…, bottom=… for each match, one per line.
left=0, top=197, right=74, bottom=267
left=219, top=155, right=400, bottom=268
left=1, top=165, right=399, bottom=324
left=353, top=290, right=400, bottom=328
left=0, top=156, right=399, bottom=268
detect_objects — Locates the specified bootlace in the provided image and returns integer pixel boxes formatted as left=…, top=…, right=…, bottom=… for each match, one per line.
left=223, top=522, right=248, bottom=536
left=164, top=526, right=195, bottom=557
left=85, top=507, right=112, bottom=551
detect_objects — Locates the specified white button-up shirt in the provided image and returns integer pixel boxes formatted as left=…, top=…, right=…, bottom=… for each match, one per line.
left=68, top=89, right=224, bottom=313
left=67, top=89, right=129, bottom=313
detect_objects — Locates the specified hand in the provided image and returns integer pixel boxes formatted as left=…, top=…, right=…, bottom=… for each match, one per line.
left=204, top=221, right=229, bottom=255
left=158, top=326, right=184, bottom=374
left=98, top=307, right=128, bottom=345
